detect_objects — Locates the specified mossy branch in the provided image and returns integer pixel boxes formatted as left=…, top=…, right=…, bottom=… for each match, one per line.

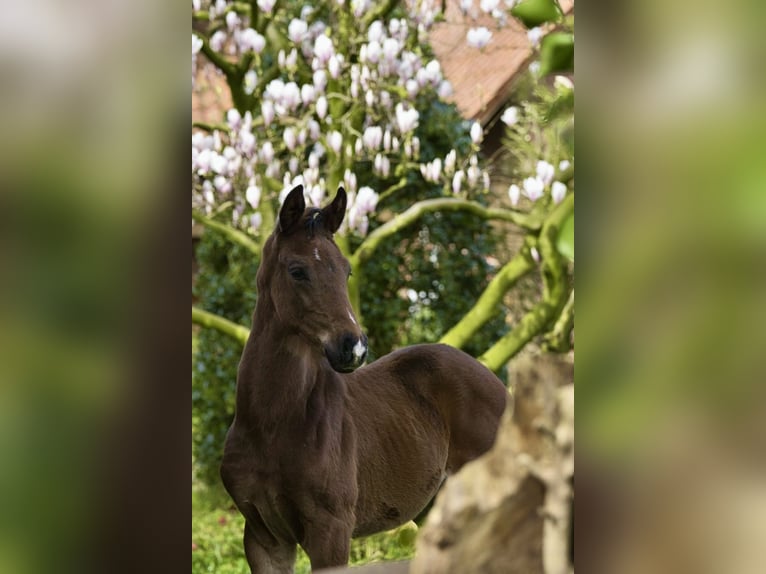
left=544, top=287, right=574, bottom=352
left=199, top=36, right=236, bottom=79
left=478, top=194, right=574, bottom=372
left=440, top=250, right=535, bottom=349
left=192, top=210, right=261, bottom=256
left=192, top=307, right=250, bottom=346
left=351, top=198, right=541, bottom=267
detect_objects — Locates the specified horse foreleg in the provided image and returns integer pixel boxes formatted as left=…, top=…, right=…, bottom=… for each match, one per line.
left=243, top=518, right=296, bottom=574
left=301, top=514, right=353, bottom=570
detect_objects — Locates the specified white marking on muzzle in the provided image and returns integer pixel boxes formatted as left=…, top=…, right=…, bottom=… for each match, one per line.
left=352, top=339, right=366, bottom=360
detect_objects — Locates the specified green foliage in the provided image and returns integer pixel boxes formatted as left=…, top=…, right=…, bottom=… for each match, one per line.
left=557, top=212, right=574, bottom=261
left=539, top=32, right=574, bottom=77
left=511, top=0, right=562, bottom=28
left=192, top=231, right=258, bottom=485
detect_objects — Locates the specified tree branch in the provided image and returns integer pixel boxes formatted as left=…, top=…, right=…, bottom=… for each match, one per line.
left=192, top=307, right=250, bottom=346
left=544, top=288, right=574, bottom=353
left=191, top=210, right=261, bottom=255
left=199, top=36, right=236, bottom=79
left=440, top=250, right=535, bottom=349
left=361, top=0, right=400, bottom=29
left=351, top=198, right=541, bottom=267
left=478, top=194, right=574, bottom=372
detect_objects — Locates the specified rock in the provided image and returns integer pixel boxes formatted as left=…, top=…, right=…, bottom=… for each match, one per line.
left=411, top=353, right=574, bottom=574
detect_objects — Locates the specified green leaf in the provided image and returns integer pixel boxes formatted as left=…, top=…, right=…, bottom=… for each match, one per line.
left=556, top=212, right=574, bottom=261
left=539, top=32, right=574, bottom=76
left=511, top=0, right=561, bottom=28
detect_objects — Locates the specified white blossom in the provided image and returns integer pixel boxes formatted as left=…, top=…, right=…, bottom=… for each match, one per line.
left=551, top=181, right=567, bottom=204
left=328, top=130, right=343, bottom=154
left=313, top=34, right=335, bottom=65
left=239, top=28, right=265, bottom=53
left=261, top=101, right=275, bottom=126
left=508, top=184, right=520, bottom=206
left=301, top=84, right=316, bottom=105
left=395, top=103, right=419, bottom=134
left=470, top=122, right=483, bottom=144
left=225, top=11, right=241, bottom=31
left=501, top=106, right=519, bottom=126
left=467, top=27, right=492, bottom=49
left=210, top=30, right=227, bottom=52
left=527, top=27, right=544, bottom=47
left=316, top=96, right=328, bottom=119
left=559, top=160, right=571, bottom=172
left=536, top=160, right=555, bottom=185
left=523, top=177, right=544, bottom=201
left=480, top=0, right=499, bottom=13
left=288, top=19, right=308, bottom=43
left=452, top=170, right=464, bottom=194
left=362, top=126, right=383, bottom=151
left=244, top=70, right=257, bottom=94
left=283, top=127, right=297, bottom=151
left=246, top=184, right=261, bottom=208
left=192, top=34, right=203, bottom=55
left=257, top=0, right=276, bottom=13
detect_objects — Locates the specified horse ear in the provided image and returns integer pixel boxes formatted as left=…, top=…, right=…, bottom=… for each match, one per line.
left=322, top=186, right=347, bottom=234
left=279, top=185, right=305, bottom=233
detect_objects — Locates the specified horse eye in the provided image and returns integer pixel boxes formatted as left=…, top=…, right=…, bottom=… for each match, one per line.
left=288, top=266, right=309, bottom=281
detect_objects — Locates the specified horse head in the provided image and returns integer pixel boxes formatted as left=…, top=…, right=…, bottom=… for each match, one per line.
left=257, top=184, right=368, bottom=373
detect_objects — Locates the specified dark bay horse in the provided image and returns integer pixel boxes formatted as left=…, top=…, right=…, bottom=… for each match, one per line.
left=221, top=185, right=508, bottom=572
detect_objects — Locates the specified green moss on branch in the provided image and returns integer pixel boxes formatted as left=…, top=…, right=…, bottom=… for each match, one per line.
left=192, top=307, right=250, bottom=346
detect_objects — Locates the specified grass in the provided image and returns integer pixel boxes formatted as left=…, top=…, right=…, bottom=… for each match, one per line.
left=192, top=479, right=416, bottom=573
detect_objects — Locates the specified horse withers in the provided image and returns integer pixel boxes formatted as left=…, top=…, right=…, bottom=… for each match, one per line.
left=220, top=185, right=508, bottom=572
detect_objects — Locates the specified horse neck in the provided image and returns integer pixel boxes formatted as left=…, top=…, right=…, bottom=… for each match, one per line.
left=235, top=293, right=335, bottom=425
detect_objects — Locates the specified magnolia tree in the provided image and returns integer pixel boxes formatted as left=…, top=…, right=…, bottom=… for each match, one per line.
left=191, top=0, right=574, bottom=373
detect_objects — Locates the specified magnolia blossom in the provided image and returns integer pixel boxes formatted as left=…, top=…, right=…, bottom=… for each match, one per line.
left=459, top=0, right=473, bottom=14
left=363, top=126, right=383, bottom=151
left=470, top=122, right=483, bottom=144
left=327, top=131, right=343, bottom=154
left=313, top=34, right=334, bottom=65
left=466, top=27, right=492, bottom=49
left=288, top=19, right=308, bottom=43
left=313, top=69, right=328, bottom=92
left=239, top=28, right=266, bottom=53
left=257, top=0, right=276, bottom=13
left=316, top=96, right=328, bottom=119
left=480, top=0, right=499, bottom=13
left=261, top=101, right=275, bottom=126
left=283, top=127, right=297, bottom=151
left=527, top=27, right=544, bottom=47
left=530, top=246, right=540, bottom=263
left=244, top=70, right=257, bottom=95
left=551, top=181, right=567, bottom=204
left=210, top=30, right=226, bottom=52
left=452, top=170, right=464, bottom=194
left=246, top=184, right=261, bottom=208
left=444, top=149, right=456, bottom=175
left=501, top=106, right=518, bottom=126
left=395, top=103, right=419, bottom=134
left=420, top=158, right=442, bottom=182
left=536, top=160, right=555, bottom=185
left=523, top=177, right=544, bottom=201
left=508, top=184, right=520, bottom=206
left=559, top=159, right=571, bottom=172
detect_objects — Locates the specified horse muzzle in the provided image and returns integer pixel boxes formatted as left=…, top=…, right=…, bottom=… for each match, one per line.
left=326, top=332, right=368, bottom=373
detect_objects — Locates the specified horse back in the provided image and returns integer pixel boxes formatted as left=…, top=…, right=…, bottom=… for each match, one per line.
left=345, top=343, right=508, bottom=533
